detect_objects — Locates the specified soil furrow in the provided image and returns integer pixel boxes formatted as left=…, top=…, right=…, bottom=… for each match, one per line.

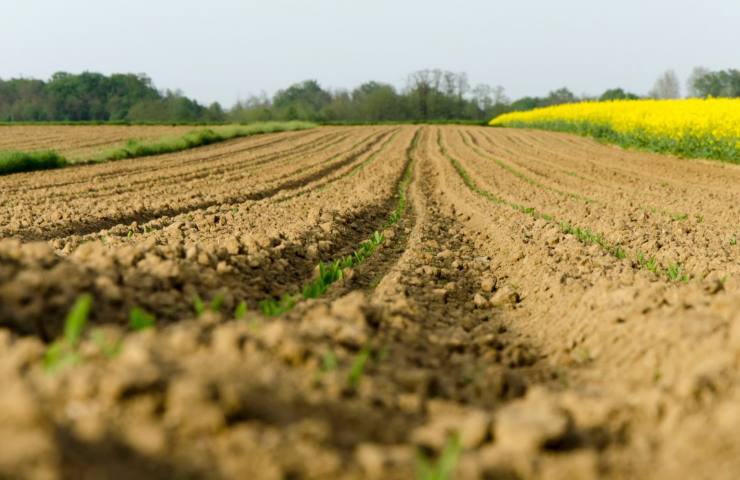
left=0, top=125, right=738, bottom=480
left=17, top=129, right=394, bottom=242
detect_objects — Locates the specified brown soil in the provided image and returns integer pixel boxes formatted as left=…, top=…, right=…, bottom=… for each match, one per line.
left=0, top=126, right=738, bottom=480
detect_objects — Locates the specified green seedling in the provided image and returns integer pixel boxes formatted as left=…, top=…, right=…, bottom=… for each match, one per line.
left=665, top=263, right=689, bottom=282
left=646, top=257, right=659, bottom=274
left=302, top=261, right=344, bottom=299
left=210, top=293, right=225, bottom=312
left=416, top=435, right=462, bottom=480
left=129, top=308, right=156, bottom=331
left=90, top=329, right=122, bottom=359
left=234, top=301, right=248, bottom=319
left=672, top=213, right=689, bottom=221
left=637, top=251, right=659, bottom=273
left=259, top=294, right=296, bottom=317
left=127, top=230, right=134, bottom=239
left=321, top=350, right=339, bottom=372
left=44, top=294, right=93, bottom=373
left=193, top=294, right=206, bottom=315
left=731, top=235, right=737, bottom=246
left=347, top=347, right=371, bottom=389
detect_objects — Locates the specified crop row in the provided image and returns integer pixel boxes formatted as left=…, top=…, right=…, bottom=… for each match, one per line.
left=436, top=130, right=691, bottom=282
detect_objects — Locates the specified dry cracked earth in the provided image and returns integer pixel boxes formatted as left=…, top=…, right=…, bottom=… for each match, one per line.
left=0, top=125, right=739, bottom=480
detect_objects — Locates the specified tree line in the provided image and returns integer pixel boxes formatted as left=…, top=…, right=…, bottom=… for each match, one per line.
left=0, top=72, right=225, bottom=123
left=1, top=67, right=737, bottom=124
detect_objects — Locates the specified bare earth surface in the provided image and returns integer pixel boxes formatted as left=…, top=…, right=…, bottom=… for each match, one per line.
left=0, top=125, right=738, bottom=480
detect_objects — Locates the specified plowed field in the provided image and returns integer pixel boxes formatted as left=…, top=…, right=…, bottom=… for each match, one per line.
left=1, top=125, right=738, bottom=480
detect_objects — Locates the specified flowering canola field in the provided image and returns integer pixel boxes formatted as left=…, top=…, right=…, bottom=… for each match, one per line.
left=490, top=98, right=740, bottom=163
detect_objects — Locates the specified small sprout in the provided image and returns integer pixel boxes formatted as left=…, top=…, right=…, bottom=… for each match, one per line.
left=210, top=293, right=225, bottom=312
left=416, top=434, right=461, bottom=480
left=665, top=263, right=689, bottom=282
left=44, top=294, right=93, bottom=373
left=321, top=350, right=338, bottom=372
left=731, top=235, right=737, bottom=246
left=574, top=346, right=591, bottom=363
left=347, top=347, right=371, bottom=389
left=259, top=294, right=295, bottom=317
left=377, top=345, right=390, bottom=361
left=672, top=213, right=688, bottom=221
left=372, top=230, right=385, bottom=245
left=90, top=329, right=122, bottom=359
left=234, top=301, right=248, bottom=319
left=127, top=230, right=134, bottom=239
left=64, top=294, right=92, bottom=344
left=129, top=308, right=156, bottom=331
left=193, top=295, right=206, bottom=316
left=614, top=246, right=626, bottom=260
left=636, top=251, right=646, bottom=265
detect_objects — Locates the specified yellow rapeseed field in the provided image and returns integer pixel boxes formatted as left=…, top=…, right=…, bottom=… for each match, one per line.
left=490, top=98, right=740, bottom=162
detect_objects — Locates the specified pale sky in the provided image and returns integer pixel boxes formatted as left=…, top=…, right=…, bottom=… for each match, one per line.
left=2, top=0, right=738, bottom=106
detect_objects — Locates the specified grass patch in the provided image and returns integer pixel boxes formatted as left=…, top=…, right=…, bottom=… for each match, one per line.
left=0, top=150, right=68, bottom=175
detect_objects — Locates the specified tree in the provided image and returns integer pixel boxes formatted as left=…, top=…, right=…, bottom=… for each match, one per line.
left=204, top=102, right=226, bottom=122
left=688, top=68, right=740, bottom=98
left=545, top=87, right=577, bottom=105
left=649, top=70, right=681, bottom=99
left=351, top=82, right=402, bottom=121
left=273, top=80, right=331, bottom=121
left=599, top=88, right=640, bottom=101
left=686, top=67, right=711, bottom=97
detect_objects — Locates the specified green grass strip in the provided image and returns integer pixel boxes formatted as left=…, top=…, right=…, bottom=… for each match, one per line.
left=0, top=150, right=68, bottom=175
left=92, top=121, right=315, bottom=162
left=0, top=121, right=317, bottom=176
left=437, top=130, right=689, bottom=282
left=258, top=129, right=421, bottom=317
